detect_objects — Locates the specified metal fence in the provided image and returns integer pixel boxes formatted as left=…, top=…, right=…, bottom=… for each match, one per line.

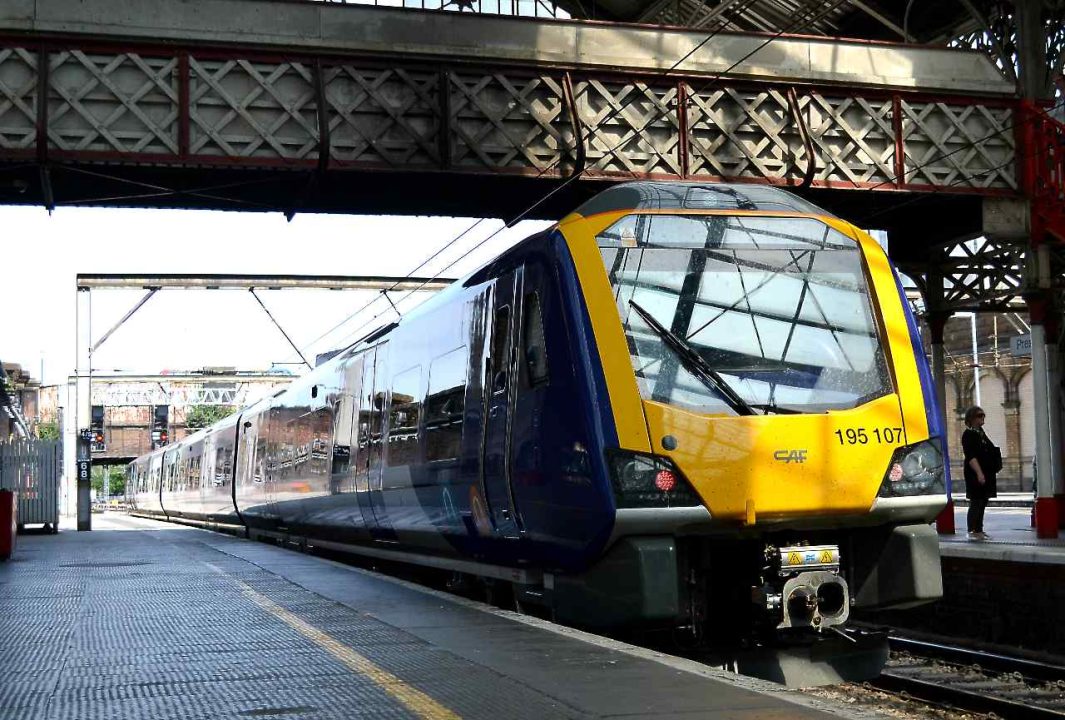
left=950, top=455, right=1036, bottom=494
left=0, top=439, right=61, bottom=530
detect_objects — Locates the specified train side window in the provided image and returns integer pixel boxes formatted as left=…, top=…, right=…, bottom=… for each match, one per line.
left=522, top=292, right=549, bottom=387
left=426, top=347, right=468, bottom=462
left=215, top=445, right=228, bottom=486
left=388, top=366, right=422, bottom=466
left=309, top=406, right=333, bottom=477
left=491, top=305, right=511, bottom=393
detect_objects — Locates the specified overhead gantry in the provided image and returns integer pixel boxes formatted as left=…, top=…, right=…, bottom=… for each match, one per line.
left=67, top=272, right=454, bottom=529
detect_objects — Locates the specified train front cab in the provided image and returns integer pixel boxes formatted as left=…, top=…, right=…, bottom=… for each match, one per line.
left=551, top=183, right=946, bottom=641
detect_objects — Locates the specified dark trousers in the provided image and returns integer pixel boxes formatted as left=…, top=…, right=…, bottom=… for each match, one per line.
left=967, top=496, right=988, bottom=533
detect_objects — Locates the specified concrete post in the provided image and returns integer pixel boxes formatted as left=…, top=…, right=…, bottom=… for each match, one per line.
left=1002, top=396, right=1023, bottom=492
left=1048, top=341, right=1065, bottom=526
left=1031, top=318, right=1059, bottom=537
left=76, top=287, right=92, bottom=531
left=932, top=311, right=958, bottom=534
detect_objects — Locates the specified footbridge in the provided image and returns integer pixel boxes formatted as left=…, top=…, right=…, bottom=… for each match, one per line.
left=0, top=0, right=1037, bottom=233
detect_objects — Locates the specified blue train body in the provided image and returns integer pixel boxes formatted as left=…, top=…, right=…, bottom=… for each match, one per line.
left=129, top=182, right=947, bottom=662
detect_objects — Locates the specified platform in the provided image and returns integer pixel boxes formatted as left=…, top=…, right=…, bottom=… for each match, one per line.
left=0, top=514, right=852, bottom=720
left=940, top=503, right=1065, bottom=564
left=877, top=504, right=1065, bottom=655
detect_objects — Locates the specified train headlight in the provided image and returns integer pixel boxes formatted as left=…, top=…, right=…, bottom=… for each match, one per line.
left=877, top=439, right=945, bottom=498
left=608, top=451, right=702, bottom=508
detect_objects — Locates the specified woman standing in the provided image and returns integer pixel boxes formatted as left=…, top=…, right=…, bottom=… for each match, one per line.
left=962, top=405, right=1000, bottom=540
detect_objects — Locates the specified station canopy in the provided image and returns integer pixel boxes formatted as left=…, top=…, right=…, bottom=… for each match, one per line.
left=555, top=0, right=1019, bottom=46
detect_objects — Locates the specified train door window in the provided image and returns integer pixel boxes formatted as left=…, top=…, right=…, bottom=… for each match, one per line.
left=426, top=347, right=468, bottom=462
left=521, top=292, right=549, bottom=387
left=491, top=305, right=511, bottom=393
left=215, top=445, right=228, bottom=486
left=308, top=406, right=333, bottom=478
left=388, top=366, right=422, bottom=467
left=201, top=447, right=212, bottom=489
left=358, top=355, right=377, bottom=487
left=332, top=397, right=352, bottom=478
left=255, top=437, right=267, bottom=484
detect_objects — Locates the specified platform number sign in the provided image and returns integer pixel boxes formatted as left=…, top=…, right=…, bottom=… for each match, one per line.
left=77, top=460, right=90, bottom=485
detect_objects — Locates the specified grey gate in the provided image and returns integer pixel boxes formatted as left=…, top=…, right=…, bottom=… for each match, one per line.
left=0, top=439, right=61, bottom=532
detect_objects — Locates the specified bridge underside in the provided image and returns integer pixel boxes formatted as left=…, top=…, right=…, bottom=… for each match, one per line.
left=0, top=161, right=986, bottom=239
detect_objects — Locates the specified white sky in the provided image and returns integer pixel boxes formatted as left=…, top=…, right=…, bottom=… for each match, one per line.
left=1, top=206, right=552, bottom=386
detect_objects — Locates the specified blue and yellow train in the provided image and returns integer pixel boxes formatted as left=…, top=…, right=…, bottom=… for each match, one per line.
left=129, top=181, right=946, bottom=653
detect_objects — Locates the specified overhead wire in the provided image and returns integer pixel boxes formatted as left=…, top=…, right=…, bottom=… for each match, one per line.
left=300, top=2, right=1055, bottom=360
left=863, top=98, right=1065, bottom=315
left=296, top=0, right=853, bottom=358
left=857, top=96, right=1065, bottom=226
left=297, top=217, right=488, bottom=352
left=296, top=3, right=791, bottom=356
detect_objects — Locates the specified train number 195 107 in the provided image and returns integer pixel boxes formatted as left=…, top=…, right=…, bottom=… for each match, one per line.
left=833, top=427, right=902, bottom=445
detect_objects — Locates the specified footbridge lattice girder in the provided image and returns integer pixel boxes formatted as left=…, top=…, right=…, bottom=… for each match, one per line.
left=0, top=0, right=1023, bottom=204
left=0, top=42, right=1020, bottom=193
left=2, top=0, right=1061, bottom=317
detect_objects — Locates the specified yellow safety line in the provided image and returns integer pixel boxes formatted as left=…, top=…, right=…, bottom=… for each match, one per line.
left=204, top=563, right=461, bottom=720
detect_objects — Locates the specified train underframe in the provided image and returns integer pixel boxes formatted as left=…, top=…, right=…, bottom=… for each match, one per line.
left=541, top=521, right=941, bottom=683
left=130, top=505, right=938, bottom=683
left=548, top=522, right=940, bottom=634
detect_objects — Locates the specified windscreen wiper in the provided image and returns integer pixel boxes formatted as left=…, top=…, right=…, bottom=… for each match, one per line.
left=628, top=300, right=756, bottom=416
left=747, top=403, right=800, bottom=415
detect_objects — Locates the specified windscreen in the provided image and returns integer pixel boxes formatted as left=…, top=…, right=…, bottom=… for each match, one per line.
left=598, top=214, right=891, bottom=415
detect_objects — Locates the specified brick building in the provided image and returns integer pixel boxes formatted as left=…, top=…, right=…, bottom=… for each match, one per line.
left=35, top=369, right=294, bottom=464
left=87, top=370, right=294, bottom=463
left=932, top=313, right=1042, bottom=493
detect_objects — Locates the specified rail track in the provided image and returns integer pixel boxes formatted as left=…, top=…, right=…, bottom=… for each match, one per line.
left=870, top=635, right=1065, bottom=718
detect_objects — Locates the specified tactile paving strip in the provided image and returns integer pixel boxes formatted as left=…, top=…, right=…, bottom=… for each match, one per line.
left=0, top=519, right=590, bottom=720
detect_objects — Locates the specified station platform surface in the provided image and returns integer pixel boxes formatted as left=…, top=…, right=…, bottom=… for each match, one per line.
left=0, top=514, right=851, bottom=720
left=940, top=501, right=1065, bottom=563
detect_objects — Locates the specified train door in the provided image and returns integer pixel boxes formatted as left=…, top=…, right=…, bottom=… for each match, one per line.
left=233, top=412, right=257, bottom=529
left=330, top=356, right=363, bottom=497
left=481, top=267, right=525, bottom=538
left=359, top=343, right=395, bottom=540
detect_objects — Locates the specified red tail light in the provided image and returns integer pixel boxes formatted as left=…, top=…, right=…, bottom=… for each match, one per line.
left=654, top=469, right=677, bottom=492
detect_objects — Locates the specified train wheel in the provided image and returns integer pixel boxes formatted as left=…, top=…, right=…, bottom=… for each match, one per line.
left=482, top=578, right=514, bottom=609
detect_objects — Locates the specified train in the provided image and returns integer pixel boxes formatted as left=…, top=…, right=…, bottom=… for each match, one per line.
left=128, top=181, right=946, bottom=680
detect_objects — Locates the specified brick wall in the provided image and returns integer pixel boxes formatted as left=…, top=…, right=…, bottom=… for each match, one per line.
left=859, top=557, right=1065, bottom=655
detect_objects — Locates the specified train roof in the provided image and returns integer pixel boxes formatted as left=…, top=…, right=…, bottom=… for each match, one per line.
left=572, top=181, right=835, bottom=218
left=323, top=183, right=837, bottom=367
left=231, top=182, right=840, bottom=410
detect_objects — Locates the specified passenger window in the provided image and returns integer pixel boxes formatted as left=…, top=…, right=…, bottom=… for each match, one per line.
left=309, top=406, right=333, bottom=477
left=388, top=366, right=422, bottom=466
left=216, top=446, right=228, bottom=486
left=331, top=398, right=352, bottom=477
left=426, top=347, right=468, bottom=462
left=522, top=292, right=549, bottom=386
left=491, top=305, right=511, bottom=393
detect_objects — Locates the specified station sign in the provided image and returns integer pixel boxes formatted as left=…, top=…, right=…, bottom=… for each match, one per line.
left=1010, top=334, right=1032, bottom=357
